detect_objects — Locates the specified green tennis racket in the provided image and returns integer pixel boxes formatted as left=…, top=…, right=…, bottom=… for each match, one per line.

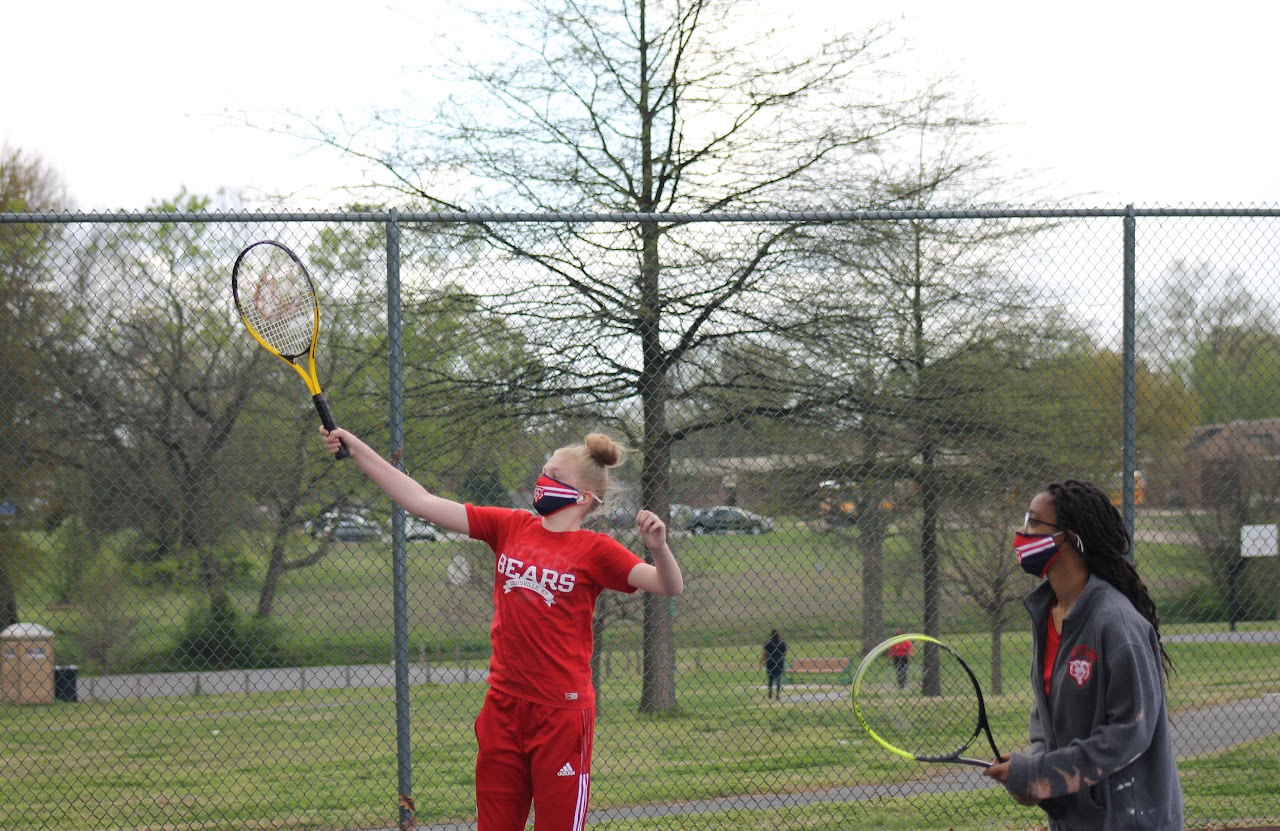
left=853, top=633, right=1000, bottom=767
left=852, top=633, right=1065, bottom=819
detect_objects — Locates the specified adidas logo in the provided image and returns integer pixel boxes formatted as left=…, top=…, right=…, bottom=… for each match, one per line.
left=557, top=763, right=576, bottom=777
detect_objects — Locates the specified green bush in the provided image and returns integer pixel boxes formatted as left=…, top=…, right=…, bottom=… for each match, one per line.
left=127, top=556, right=187, bottom=588
left=164, top=603, right=293, bottom=671
left=126, top=538, right=258, bottom=589
left=1163, top=586, right=1231, bottom=624
left=1163, top=581, right=1278, bottom=624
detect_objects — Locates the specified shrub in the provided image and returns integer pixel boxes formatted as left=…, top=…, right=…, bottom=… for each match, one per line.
left=168, top=603, right=292, bottom=671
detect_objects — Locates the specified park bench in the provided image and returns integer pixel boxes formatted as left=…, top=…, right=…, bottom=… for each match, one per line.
left=784, top=657, right=853, bottom=686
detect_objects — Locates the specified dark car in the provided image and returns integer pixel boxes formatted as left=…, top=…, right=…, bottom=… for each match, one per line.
left=688, top=506, right=774, bottom=535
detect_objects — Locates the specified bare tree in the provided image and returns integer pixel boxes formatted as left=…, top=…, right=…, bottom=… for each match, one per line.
left=793, top=95, right=1067, bottom=685
left=943, top=489, right=1026, bottom=694
left=284, top=0, right=966, bottom=713
left=1136, top=258, right=1276, bottom=382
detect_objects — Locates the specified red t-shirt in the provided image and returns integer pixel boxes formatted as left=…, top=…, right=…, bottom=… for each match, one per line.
left=1044, top=608, right=1061, bottom=698
left=466, top=504, right=643, bottom=709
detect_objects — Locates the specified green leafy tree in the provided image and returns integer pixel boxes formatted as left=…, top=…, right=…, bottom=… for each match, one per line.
left=40, top=190, right=262, bottom=624
left=0, top=143, right=69, bottom=627
left=1134, top=257, right=1277, bottom=620
left=463, top=467, right=508, bottom=507
left=245, top=221, right=533, bottom=618
left=1191, top=327, right=1280, bottom=425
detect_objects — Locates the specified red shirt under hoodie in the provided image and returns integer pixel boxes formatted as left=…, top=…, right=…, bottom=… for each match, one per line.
left=466, top=504, right=642, bottom=709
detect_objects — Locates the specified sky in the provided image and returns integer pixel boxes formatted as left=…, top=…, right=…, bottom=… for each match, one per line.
left=4, top=1, right=1277, bottom=211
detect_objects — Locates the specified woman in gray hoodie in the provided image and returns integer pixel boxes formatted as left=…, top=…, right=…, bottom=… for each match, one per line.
left=983, top=479, right=1183, bottom=830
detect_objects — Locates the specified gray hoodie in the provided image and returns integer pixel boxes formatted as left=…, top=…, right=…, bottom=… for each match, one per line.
left=1007, top=576, right=1183, bottom=830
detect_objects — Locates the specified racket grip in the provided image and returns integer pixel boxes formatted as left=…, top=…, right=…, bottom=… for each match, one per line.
left=312, top=394, right=351, bottom=460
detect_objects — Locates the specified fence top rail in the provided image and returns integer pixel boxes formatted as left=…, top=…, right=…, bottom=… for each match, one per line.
left=5, top=206, right=1280, bottom=224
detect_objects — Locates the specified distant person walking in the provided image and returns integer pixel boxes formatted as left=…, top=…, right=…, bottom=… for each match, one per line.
left=887, top=630, right=914, bottom=688
left=762, top=629, right=787, bottom=699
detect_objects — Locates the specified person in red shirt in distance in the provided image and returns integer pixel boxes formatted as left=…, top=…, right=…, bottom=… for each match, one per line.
left=886, top=629, right=914, bottom=689
left=320, top=427, right=683, bottom=831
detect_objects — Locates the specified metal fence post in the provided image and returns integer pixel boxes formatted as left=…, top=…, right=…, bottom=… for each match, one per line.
left=386, top=209, right=414, bottom=825
left=1122, top=204, right=1138, bottom=548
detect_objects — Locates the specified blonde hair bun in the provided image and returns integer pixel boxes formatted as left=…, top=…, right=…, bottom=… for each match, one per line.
left=584, top=433, right=624, bottom=468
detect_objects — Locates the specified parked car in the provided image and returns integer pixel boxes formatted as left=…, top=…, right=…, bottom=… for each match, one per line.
left=404, top=517, right=442, bottom=541
left=687, top=506, right=773, bottom=535
left=582, top=506, right=632, bottom=532
left=306, top=512, right=386, bottom=542
left=668, top=503, right=702, bottom=530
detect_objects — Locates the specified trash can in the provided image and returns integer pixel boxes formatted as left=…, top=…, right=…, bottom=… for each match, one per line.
left=54, top=665, right=79, bottom=702
left=1, top=623, right=56, bottom=705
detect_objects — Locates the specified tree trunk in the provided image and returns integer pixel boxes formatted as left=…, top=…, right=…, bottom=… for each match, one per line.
left=258, top=543, right=286, bottom=619
left=637, top=217, right=678, bottom=712
left=184, top=472, right=226, bottom=611
left=258, top=473, right=306, bottom=618
left=858, top=504, right=887, bottom=658
left=989, top=612, right=1005, bottom=695
left=0, top=563, right=17, bottom=630
left=920, top=441, right=943, bottom=696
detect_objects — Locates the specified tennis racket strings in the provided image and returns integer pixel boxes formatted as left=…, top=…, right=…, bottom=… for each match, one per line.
left=236, top=243, right=317, bottom=358
left=855, top=638, right=985, bottom=761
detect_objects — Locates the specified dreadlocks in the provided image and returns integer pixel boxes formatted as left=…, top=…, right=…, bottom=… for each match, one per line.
left=1042, top=479, right=1174, bottom=676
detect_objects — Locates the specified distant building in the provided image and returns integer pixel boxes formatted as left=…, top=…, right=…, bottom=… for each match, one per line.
left=1181, top=419, right=1280, bottom=508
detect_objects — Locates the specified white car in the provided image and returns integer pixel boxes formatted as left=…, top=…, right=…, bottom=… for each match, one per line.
left=404, top=517, right=442, bottom=541
left=306, top=513, right=386, bottom=542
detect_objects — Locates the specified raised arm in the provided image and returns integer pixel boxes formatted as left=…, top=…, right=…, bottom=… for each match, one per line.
left=626, top=509, right=684, bottom=596
left=321, top=427, right=470, bottom=535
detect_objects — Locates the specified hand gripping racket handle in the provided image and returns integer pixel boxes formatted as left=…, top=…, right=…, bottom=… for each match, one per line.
left=312, top=394, right=351, bottom=460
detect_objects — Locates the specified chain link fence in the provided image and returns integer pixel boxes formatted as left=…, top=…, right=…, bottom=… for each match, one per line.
left=1, top=208, right=1278, bottom=830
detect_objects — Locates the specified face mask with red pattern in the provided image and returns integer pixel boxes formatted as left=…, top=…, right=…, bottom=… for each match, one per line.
left=532, top=474, right=587, bottom=516
left=1013, top=531, right=1062, bottom=577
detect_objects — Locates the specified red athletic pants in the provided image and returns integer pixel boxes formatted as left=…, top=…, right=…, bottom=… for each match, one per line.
left=474, top=687, right=595, bottom=831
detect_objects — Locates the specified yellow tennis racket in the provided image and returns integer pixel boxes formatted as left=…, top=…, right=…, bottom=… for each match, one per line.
left=232, top=240, right=349, bottom=460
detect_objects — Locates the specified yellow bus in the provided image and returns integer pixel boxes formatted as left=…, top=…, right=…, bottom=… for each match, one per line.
left=1109, top=470, right=1145, bottom=507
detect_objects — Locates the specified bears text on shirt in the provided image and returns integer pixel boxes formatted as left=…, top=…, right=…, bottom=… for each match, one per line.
left=496, top=553, right=576, bottom=605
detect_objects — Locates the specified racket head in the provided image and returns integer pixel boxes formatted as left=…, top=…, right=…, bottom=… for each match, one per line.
left=232, top=240, right=320, bottom=362
left=852, top=633, right=993, bottom=765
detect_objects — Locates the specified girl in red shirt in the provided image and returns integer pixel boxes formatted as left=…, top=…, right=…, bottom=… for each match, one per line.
left=320, top=428, right=683, bottom=831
